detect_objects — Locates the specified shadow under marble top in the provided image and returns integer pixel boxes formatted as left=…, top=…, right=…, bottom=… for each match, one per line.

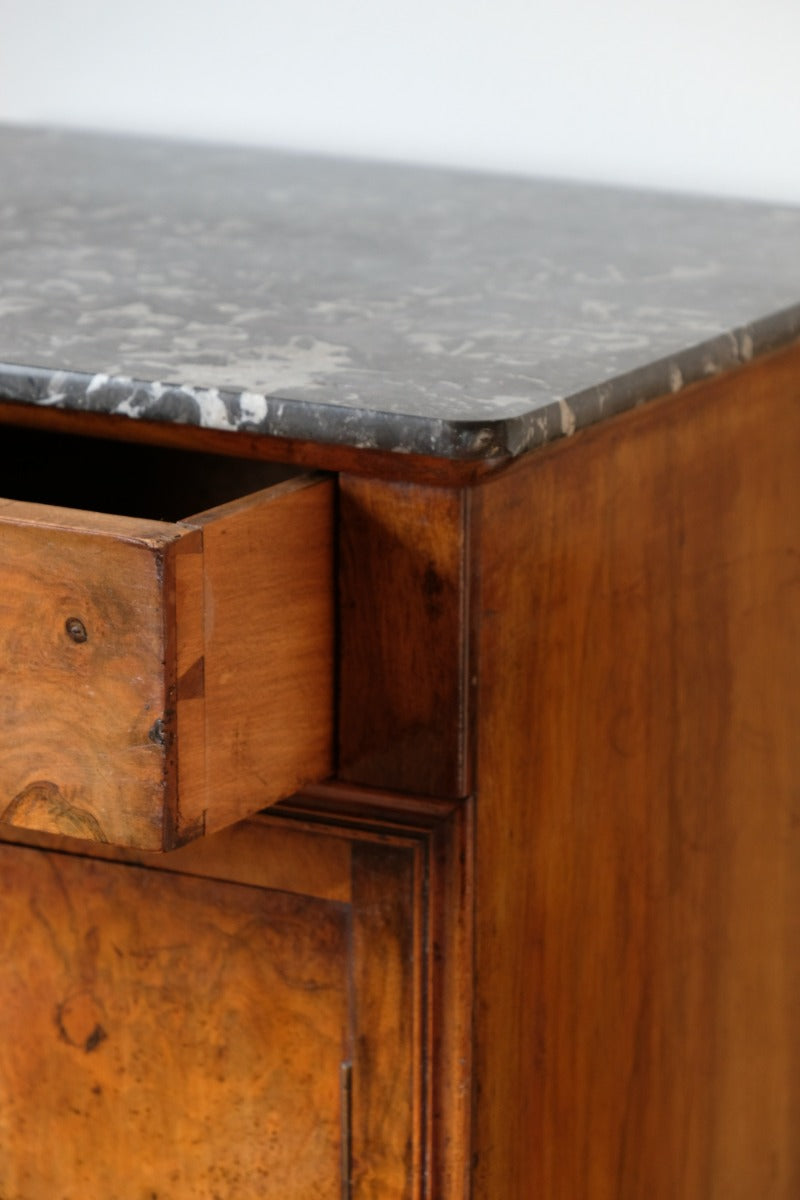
left=1, top=124, right=799, bottom=460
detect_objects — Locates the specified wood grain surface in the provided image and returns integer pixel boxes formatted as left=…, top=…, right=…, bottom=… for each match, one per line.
left=0, top=790, right=468, bottom=1199
left=175, top=473, right=336, bottom=842
left=0, top=811, right=354, bottom=903
left=283, top=787, right=474, bottom=1199
left=0, top=839, right=350, bottom=1198
left=350, top=841, right=419, bottom=1199
left=339, top=477, right=471, bottom=797
left=0, top=472, right=334, bottom=850
left=0, top=501, right=183, bottom=848
left=472, top=349, right=800, bottom=1197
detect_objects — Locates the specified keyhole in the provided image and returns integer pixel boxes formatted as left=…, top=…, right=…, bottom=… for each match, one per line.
left=65, top=617, right=88, bottom=644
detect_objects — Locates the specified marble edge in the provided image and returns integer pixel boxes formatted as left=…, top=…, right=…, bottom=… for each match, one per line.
left=0, top=305, right=798, bottom=462
left=503, top=305, right=800, bottom=458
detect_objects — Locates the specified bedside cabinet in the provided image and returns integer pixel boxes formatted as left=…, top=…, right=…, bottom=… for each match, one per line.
left=0, top=125, right=797, bottom=1198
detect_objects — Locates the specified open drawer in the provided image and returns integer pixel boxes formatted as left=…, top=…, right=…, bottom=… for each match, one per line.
left=0, top=425, right=334, bottom=851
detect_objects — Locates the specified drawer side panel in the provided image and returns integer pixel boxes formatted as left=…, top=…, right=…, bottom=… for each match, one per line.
left=175, top=475, right=335, bottom=840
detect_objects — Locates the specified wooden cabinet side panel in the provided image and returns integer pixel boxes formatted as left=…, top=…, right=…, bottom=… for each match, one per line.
left=472, top=351, right=800, bottom=1198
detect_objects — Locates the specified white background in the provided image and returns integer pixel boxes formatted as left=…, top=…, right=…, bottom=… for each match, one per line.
left=1, top=0, right=799, bottom=202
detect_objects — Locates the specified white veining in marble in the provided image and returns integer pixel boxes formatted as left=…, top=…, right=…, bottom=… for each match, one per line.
left=1, top=125, right=799, bottom=458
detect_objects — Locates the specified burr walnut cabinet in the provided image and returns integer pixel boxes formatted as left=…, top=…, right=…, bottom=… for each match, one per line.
left=0, top=126, right=797, bottom=1198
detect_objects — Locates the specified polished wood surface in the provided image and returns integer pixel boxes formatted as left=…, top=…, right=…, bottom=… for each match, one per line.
left=176, top=474, right=335, bottom=841
left=0, top=797, right=461, bottom=1199
left=339, top=477, right=471, bottom=797
left=286, top=786, right=474, bottom=1199
left=351, top=841, right=418, bottom=1197
left=0, top=497, right=183, bottom=848
left=0, top=470, right=334, bottom=850
left=0, top=810, right=354, bottom=901
left=1, top=341, right=797, bottom=1196
left=472, top=349, right=800, bottom=1197
left=0, top=837, right=350, bottom=1198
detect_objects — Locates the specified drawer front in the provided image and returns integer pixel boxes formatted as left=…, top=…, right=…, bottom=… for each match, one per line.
left=0, top=477, right=334, bottom=850
left=0, top=502, right=182, bottom=849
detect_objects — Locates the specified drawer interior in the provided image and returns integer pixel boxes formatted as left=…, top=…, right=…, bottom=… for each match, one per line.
left=0, top=423, right=298, bottom=521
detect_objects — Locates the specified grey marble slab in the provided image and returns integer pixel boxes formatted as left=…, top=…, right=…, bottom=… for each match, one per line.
left=1, top=124, right=799, bottom=460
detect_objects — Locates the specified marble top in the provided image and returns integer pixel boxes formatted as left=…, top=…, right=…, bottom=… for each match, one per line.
left=1, top=124, right=799, bottom=460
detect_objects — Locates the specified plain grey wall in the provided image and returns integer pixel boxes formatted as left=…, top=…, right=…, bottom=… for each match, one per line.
left=1, top=0, right=799, bottom=202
